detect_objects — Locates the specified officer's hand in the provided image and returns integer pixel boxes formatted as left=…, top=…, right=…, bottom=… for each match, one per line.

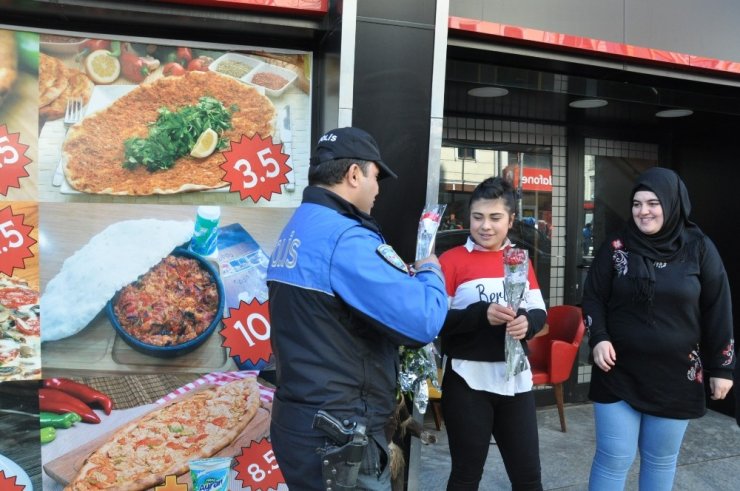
left=414, top=254, right=440, bottom=270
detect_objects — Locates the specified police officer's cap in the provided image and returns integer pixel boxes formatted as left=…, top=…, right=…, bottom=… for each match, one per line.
left=309, top=127, right=398, bottom=180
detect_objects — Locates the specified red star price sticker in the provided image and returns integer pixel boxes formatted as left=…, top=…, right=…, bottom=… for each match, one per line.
left=0, top=470, right=25, bottom=491
left=221, top=134, right=291, bottom=202
left=234, top=438, right=285, bottom=491
left=221, top=299, right=273, bottom=368
left=0, top=205, right=37, bottom=276
left=0, top=125, right=31, bottom=196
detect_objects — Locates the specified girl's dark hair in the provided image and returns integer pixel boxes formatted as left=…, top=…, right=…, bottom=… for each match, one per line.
left=469, top=177, right=516, bottom=214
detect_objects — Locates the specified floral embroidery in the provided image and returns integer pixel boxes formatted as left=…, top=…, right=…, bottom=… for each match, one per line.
left=611, top=239, right=628, bottom=277
left=687, top=347, right=703, bottom=383
left=584, top=314, right=592, bottom=337
left=722, top=339, right=735, bottom=367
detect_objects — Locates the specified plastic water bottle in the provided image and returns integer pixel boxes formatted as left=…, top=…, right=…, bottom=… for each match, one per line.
left=189, top=206, right=220, bottom=261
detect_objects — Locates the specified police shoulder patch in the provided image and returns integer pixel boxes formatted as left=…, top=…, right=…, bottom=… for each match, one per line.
left=377, top=244, right=409, bottom=274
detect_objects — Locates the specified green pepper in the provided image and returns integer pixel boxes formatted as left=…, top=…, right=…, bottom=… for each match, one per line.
left=14, top=31, right=39, bottom=73
left=40, top=426, right=56, bottom=444
left=40, top=411, right=82, bottom=429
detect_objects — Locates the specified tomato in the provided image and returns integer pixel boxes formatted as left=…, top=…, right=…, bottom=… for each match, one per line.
left=176, top=47, right=193, bottom=64
left=14, top=317, right=39, bottom=336
left=0, top=347, right=19, bottom=364
left=187, top=56, right=213, bottom=72
left=0, top=287, right=38, bottom=310
left=81, top=39, right=111, bottom=52
left=163, top=62, right=186, bottom=77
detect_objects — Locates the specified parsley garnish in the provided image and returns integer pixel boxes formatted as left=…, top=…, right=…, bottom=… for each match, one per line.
left=123, top=96, right=238, bottom=172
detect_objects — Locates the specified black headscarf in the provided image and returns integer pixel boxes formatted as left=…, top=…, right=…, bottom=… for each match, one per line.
left=623, top=167, right=704, bottom=304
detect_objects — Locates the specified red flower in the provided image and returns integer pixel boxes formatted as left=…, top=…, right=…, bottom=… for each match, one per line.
left=503, top=248, right=527, bottom=266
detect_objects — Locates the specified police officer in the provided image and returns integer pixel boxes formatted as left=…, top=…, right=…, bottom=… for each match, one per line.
left=267, top=127, right=448, bottom=490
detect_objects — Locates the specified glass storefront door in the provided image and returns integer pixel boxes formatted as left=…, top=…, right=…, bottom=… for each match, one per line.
left=573, top=138, right=658, bottom=388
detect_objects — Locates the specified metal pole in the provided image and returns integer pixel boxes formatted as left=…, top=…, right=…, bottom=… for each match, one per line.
left=517, top=152, right=524, bottom=218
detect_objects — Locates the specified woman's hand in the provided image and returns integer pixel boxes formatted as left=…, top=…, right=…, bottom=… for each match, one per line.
left=592, top=341, right=616, bottom=372
left=506, top=315, right=529, bottom=340
left=709, top=377, right=733, bottom=400
left=486, top=303, right=516, bottom=326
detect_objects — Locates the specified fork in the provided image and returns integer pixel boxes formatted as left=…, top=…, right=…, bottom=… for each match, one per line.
left=52, top=98, right=83, bottom=186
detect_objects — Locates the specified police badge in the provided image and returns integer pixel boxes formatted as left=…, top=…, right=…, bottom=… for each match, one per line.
left=377, top=244, right=410, bottom=274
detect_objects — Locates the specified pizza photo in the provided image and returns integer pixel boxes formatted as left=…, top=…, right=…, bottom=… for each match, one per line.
left=61, top=70, right=276, bottom=195
left=41, top=373, right=272, bottom=491
left=0, top=275, right=41, bottom=382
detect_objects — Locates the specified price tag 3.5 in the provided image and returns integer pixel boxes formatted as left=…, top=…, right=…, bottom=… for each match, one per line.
left=220, top=299, right=273, bottom=368
left=0, top=205, right=36, bottom=276
left=221, top=134, right=291, bottom=202
left=234, top=438, right=285, bottom=491
left=0, top=125, right=32, bottom=196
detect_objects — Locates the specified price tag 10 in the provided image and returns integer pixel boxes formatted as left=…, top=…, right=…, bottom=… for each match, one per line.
left=221, top=299, right=273, bottom=368
left=0, top=125, right=32, bottom=196
left=0, top=205, right=36, bottom=276
left=235, top=438, right=285, bottom=491
left=221, top=134, right=291, bottom=202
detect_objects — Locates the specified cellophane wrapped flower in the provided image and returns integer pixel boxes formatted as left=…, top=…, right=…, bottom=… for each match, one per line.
left=503, top=247, right=530, bottom=380
left=415, top=204, right=446, bottom=260
left=399, top=204, right=446, bottom=413
left=399, top=343, right=440, bottom=414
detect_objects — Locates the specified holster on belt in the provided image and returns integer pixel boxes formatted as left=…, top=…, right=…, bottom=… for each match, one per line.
left=313, top=409, right=368, bottom=490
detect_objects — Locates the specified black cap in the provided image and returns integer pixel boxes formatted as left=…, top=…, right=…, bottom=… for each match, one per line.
left=309, top=127, right=398, bottom=180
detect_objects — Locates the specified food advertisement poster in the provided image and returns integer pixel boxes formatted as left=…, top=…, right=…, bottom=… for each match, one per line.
left=0, top=26, right=309, bottom=490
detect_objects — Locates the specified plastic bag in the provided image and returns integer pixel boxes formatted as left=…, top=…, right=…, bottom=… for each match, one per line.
left=503, top=247, right=530, bottom=379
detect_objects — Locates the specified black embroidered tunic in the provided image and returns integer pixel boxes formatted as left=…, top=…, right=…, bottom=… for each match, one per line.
left=583, top=234, right=735, bottom=419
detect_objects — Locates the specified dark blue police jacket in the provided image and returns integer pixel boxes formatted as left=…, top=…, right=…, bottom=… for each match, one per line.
left=266, top=186, right=447, bottom=444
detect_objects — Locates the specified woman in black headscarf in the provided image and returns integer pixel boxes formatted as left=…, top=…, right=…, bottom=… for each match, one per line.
left=582, top=167, right=735, bottom=491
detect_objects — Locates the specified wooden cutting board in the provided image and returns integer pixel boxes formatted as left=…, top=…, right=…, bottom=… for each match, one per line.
left=43, top=402, right=270, bottom=488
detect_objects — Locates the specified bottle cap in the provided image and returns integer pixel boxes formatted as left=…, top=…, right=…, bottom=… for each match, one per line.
left=197, top=205, right=221, bottom=220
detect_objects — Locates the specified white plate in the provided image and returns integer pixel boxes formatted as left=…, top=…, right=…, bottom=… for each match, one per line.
left=243, top=63, right=297, bottom=98
left=209, top=53, right=263, bottom=81
left=84, top=84, right=138, bottom=117
left=0, top=454, right=33, bottom=491
left=40, top=38, right=89, bottom=56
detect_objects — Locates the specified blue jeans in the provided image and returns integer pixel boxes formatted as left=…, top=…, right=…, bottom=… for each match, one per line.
left=589, top=401, right=689, bottom=491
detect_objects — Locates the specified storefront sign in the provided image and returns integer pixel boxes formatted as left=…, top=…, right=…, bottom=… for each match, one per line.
left=159, top=0, right=328, bottom=15
left=503, top=166, right=553, bottom=192
left=221, top=299, right=273, bottom=368
left=235, top=438, right=285, bottom=490
left=0, top=205, right=36, bottom=276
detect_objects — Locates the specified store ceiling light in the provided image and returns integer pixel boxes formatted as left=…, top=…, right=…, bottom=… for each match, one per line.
left=569, top=98, right=608, bottom=109
left=468, top=86, right=509, bottom=98
left=655, top=108, right=693, bottom=118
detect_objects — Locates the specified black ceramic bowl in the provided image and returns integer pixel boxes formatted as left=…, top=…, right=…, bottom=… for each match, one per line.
left=106, top=248, right=225, bottom=358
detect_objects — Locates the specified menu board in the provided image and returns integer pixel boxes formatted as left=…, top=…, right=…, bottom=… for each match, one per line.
left=0, top=27, right=309, bottom=490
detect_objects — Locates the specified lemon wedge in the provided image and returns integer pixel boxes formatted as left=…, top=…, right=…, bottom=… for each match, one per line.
left=84, top=49, right=121, bottom=85
left=190, top=128, right=219, bottom=158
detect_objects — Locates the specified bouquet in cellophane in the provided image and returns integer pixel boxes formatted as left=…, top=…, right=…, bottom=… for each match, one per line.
left=415, top=204, right=446, bottom=261
left=399, top=204, right=446, bottom=413
left=503, top=247, right=530, bottom=380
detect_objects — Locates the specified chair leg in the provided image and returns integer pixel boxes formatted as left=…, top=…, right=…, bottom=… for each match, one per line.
left=431, top=400, right=443, bottom=430
left=554, top=383, right=566, bottom=432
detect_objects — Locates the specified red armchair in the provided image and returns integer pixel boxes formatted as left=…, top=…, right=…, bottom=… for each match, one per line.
left=528, top=305, right=586, bottom=432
